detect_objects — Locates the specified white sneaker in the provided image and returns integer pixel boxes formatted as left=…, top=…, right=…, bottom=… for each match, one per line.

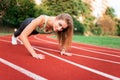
left=11, top=35, right=17, bottom=45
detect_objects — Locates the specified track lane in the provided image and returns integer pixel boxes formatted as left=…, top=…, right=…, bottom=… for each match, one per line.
left=0, top=62, right=32, bottom=80
left=35, top=34, right=120, bottom=55
left=31, top=35, right=120, bottom=63
left=31, top=35, right=120, bottom=78
left=0, top=40, right=110, bottom=80
left=35, top=46, right=120, bottom=78
left=0, top=35, right=120, bottom=80
left=0, top=36, right=111, bottom=80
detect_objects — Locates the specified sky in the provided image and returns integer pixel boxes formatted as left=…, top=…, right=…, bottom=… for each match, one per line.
left=108, top=0, right=120, bottom=18
left=34, top=0, right=120, bottom=18
left=35, top=0, right=41, bottom=5
left=92, top=0, right=120, bottom=19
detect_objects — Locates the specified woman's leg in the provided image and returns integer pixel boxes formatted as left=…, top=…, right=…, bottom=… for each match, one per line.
left=14, top=18, right=35, bottom=37
left=12, top=18, right=35, bottom=45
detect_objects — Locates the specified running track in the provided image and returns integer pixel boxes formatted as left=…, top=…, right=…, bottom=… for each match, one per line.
left=0, top=34, right=120, bottom=80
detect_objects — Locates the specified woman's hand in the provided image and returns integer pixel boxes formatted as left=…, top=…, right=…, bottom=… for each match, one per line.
left=60, top=49, right=72, bottom=56
left=32, top=53, right=45, bottom=59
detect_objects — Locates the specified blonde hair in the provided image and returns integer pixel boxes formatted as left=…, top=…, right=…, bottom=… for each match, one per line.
left=56, top=13, right=73, bottom=50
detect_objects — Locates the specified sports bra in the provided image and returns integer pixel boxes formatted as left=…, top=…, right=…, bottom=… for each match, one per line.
left=36, top=15, right=53, bottom=33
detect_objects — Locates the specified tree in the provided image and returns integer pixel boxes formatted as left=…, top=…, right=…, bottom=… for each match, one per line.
left=98, top=14, right=116, bottom=35
left=39, top=0, right=92, bottom=34
left=40, top=0, right=90, bottom=16
left=73, top=17, right=84, bottom=34
left=105, top=7, right=115, bottom=18
left=116, top=19, right=120, bottom=36
left=79, top=2, right=95, bottom=36
left=41, top=0, right=75, bottom=16
left=2, top=0, right=36, bottom=27
left=0, top=0, right=11, bottom=17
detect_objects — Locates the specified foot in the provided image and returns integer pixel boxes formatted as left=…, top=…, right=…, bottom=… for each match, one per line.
left=11, top=35, right=17, bottom=45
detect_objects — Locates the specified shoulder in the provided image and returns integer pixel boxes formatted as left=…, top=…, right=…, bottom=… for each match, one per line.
left=31, top=15, right=46, bottom=25
left=33, top=15, right=49, bottom=22
left=35, top=15, right=46, bottom=21
left=38, top=15, right=49, bottom=19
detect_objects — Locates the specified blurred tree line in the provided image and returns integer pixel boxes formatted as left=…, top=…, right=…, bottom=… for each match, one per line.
left=0, top=0, right=120, bottom=36
left=0, top=0, right=35, bottom=26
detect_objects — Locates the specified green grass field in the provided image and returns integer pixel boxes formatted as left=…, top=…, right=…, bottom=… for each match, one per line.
left=0, top=33, right=13, bottom=36
left=0, top=25, right=14, bottom=36
left=0, top=32, right=120, bottom=49
left=73, top=35, right=120, bottom=49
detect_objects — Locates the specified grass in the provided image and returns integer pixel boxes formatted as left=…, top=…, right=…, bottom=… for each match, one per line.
left=0, top=25, right=14, bottom=36
left=0, top=28, right=120, bottom=49
left=0, top=33, right=13, bottom=36
left=73, top=35, right=120, bottom=49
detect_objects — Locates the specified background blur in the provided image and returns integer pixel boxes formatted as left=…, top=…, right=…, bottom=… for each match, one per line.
left=0, top=0, right=120, bottom=36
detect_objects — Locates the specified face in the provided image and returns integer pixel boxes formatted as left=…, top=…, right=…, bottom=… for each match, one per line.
left=53, top=19, right=68, bottom=32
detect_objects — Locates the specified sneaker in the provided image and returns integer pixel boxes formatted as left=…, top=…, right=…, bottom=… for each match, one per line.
left=11, top=35, right=17, bottom=45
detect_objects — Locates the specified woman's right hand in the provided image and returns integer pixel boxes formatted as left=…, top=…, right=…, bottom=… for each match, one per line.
left=32, top=53, right=45, bottom=59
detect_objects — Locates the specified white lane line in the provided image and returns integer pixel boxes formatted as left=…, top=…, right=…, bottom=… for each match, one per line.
left=34, top=47, right=120, bottom=80
left=46, top=35, right=120, bottom=53
left=34, top=36, right=120, bottom=58
left=74, top=46, right=120, bottom=54
left=34, top=46, right=120, bottom=65
left=0, top=58, right=47, bottom=80
left=72, top=46, right=120, bottom=58
left=0, top=39, right=11, bottom=43
left=0, top=38, right=47, bottom=80
left=0, top=37, right=120, bottom=79
left=0, top=39, right=119, bottom=65
left=0, top=38, right=120, bottom=64
left=34, top=36, right=57, bottom=44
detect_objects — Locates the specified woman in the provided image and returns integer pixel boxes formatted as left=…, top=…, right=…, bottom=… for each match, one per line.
left=11, top=13, right=74, bottom=59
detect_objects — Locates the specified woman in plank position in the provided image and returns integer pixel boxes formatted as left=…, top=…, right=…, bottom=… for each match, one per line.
left=11, top=13, right=73, bottom=59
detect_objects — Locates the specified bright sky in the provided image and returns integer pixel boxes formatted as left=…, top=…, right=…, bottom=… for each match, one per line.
left=92, top=0, right=120, bottom=19
left=35, top=0, right=41, bottom=5
left=108, top=0, right=120, bottom=18
left=34, top=0, right=120, bottom=18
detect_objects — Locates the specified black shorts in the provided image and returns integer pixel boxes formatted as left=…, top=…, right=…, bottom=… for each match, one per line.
left=14, top=18, right=39, bottom=37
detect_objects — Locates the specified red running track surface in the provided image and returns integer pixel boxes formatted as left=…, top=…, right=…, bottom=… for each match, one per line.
left=0, top=34, right=120, bottom=80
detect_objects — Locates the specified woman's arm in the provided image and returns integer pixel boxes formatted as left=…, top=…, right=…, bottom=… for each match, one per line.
left=19, top=15, right=45, bottom=59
